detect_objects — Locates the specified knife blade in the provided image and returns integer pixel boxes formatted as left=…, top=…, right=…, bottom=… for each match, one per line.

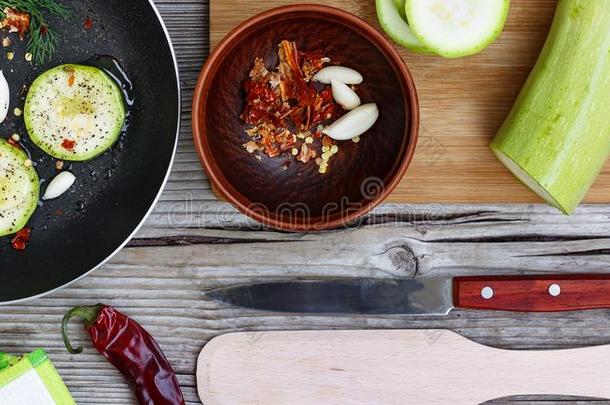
left=208, top=275, right=610, bottom=315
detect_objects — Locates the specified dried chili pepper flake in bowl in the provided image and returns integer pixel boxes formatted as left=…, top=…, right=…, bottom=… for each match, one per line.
left=192, top=4, right=419, bottom=232
left=241, top=40, right=379, bottom=175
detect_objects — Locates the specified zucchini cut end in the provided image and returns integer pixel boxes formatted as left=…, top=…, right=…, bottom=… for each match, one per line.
left=491, top=146, right=570, bottom=215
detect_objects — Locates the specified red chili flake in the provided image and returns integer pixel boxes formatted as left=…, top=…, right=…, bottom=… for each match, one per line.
left=1, top=8, right=31, bottom=39
left=241, top=40, right=342, bottom=174
left=11, top=228, right=31, bottom=251
left=67, top=74, right=75, bottom=87
left=62, top=139, right=76, bottom=151
left=84, top=17, right=93, bottom=30
left=7, top=138, right=20, bottom=149
left=39, top=25, right=48, bottom=37
left=54, top=208, right=64, bottom=217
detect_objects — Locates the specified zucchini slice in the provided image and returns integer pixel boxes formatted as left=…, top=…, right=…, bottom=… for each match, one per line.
left=405, top=0, right=509, bottom=58
left=391, top=0, right=406, bottom=20
left=376, top=0, right=431, bottom=54
left=25, top=64, right=126, bottom=161
left=0, top=139, right=39, bottom=237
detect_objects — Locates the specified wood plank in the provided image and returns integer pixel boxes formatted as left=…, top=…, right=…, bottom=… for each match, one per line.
left=210, top=0, right=610, bottom=205
left=4, top=213, right=610, bottom=404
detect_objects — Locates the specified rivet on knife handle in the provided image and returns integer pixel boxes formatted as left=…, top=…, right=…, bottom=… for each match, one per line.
left=453, top=275, right=610, bottom=312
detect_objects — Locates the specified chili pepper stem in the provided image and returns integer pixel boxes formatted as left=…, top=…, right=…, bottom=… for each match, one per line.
left=62, top=305, right=102, bottom=354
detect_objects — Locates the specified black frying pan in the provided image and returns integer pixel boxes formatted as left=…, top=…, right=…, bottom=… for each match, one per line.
left=0, top=0, right=180, bottom=303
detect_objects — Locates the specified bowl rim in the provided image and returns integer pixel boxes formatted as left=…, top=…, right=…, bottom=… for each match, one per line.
left=192, top=3, right=420, bottom=232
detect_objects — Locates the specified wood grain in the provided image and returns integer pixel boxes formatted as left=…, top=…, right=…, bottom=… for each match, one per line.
left=0, top=1, right=607, bottom=404
left=5, top=203, right=610, bottom=404
left=210, top=0, right=610, bottom=205
left=198, top=330, right=610, bottom=404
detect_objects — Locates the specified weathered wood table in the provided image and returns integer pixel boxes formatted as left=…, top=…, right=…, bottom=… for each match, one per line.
left=1, top=1, right=610, bottom=404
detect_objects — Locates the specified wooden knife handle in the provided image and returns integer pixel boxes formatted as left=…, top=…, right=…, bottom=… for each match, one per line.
left=453, top=275, right=610, bottom=312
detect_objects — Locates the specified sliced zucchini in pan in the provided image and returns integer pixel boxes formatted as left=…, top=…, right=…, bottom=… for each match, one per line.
left=25, top=64, right=126, bottom=161
left=0, top=138, right=39, bottom=237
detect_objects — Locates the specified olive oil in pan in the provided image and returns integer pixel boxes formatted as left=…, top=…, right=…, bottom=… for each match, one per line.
left=85, top=55, right=135, bottom=108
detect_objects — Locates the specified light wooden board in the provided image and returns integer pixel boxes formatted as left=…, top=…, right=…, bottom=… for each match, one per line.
left=210, top=0, right=610, bottom=204
left=198, top=329, right=610, bottom=404
left=0, top=1, right=608, bottom=404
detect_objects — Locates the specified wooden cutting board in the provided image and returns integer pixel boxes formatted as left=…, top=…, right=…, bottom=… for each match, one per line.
left=210, top=0, right=610, bottom=204
left=197, top=329, right=610, bottom=404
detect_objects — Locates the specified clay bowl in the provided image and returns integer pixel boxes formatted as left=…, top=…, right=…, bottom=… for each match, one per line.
left=193, top=4, right=419, bottom=232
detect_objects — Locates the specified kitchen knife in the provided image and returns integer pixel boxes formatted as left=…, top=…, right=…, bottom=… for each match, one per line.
left=209, top=275, right=610, bottom=315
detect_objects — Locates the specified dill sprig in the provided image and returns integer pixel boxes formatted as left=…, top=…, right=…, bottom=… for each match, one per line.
left=0, top=0, right=71, bottom=65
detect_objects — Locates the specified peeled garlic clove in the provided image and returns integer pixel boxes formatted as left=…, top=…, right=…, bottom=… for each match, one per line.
left=313, top=66, right=363, bottom=85
left=43, top=171, right=76, bottom=200
left=331, top=79, right=361, bottom=110
left=323, top=103, right=379, bottom=141
left=0, top=70, right=9, bottom=123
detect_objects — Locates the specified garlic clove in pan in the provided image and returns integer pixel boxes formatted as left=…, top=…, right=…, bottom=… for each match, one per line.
left=43, top=171, right=76, bottom=200
left=0, top=70, right=9, bottom=123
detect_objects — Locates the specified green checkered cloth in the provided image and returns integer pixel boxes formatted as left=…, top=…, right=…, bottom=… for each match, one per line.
left=0, top=349, right=75, bottom=404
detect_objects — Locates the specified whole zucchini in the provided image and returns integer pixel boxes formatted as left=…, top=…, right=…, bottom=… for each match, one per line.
left=491, top=0, right=610, bottom=214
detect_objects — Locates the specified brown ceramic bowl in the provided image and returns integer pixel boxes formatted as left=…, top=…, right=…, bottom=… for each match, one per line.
left=193, top=4, right=419, bottom=232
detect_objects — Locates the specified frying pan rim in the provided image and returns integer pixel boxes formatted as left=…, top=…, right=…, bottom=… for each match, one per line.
left=0, top=0, right=182, bottom=305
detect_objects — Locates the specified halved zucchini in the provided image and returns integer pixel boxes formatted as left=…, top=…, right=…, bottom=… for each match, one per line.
left=0, top=138, right=39, bottom=237
left=491, top=0, right=610, bottom=214
left=25, top=64, right=126, bottom=161
left=405, top=0, right=510, bottom=58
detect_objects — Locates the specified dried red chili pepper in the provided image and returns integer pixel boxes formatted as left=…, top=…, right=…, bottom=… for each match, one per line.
left=62, top=305, right=185, bottom=405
